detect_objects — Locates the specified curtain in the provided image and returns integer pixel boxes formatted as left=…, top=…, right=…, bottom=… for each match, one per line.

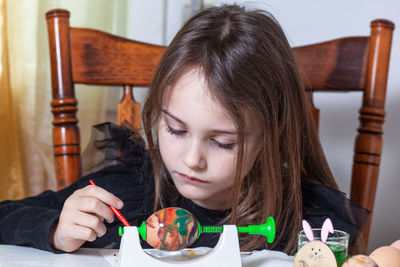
left=0, top=0, right=24, bottom=200
left=0, top=0, right=128, bottom=201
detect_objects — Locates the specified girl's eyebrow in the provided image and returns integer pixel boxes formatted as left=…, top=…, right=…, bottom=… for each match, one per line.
left=162, top=109, right=237, bottom=135
left=162, top=109, right=185, bottom=124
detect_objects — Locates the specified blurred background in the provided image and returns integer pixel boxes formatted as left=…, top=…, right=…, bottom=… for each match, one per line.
left=0, top=0, right=399, bottom=253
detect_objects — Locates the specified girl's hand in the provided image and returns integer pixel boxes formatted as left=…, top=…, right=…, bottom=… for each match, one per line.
left=50, top=184, right=124, bottom=252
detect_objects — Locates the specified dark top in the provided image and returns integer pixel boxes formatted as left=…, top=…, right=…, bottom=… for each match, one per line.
left=0, top=123, right=369, bottom=253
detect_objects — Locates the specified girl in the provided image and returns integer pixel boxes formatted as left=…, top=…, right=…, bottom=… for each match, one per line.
left=0, top=4, right=367, bottom=255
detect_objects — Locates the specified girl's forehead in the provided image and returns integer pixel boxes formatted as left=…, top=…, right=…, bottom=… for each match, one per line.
left=161, top=69, right=235, bottom=127
left=163, top=68, right=208, bottom=101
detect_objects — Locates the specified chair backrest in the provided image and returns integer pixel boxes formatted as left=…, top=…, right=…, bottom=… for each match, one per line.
left=292, top=19, right=394, bottom=246
left=46, top=9, right=394, bottom=247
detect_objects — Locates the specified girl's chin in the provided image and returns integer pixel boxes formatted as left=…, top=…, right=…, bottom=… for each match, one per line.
left=175, top=186, right=210, bottom=204
left=176, top=187, right=230, bottom=210
left=176, top=186, right=206, bottom=201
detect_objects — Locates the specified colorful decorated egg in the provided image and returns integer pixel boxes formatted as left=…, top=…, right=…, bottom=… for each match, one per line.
left=145, top=207, right=199, bottom=251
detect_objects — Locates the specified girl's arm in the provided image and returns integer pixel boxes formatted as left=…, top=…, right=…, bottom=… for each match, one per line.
left=0, top=164, right=136, bottom=253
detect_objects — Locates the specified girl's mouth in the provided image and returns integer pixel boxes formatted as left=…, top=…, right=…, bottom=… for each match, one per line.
left=178, top=173, right=208, bottom=185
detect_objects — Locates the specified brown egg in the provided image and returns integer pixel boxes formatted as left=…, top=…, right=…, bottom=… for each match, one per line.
left=369, top=246, right=400, bottom=267
left=342, top=255, right=378, bottom=267
left=391, top=240, right=400, bottom=250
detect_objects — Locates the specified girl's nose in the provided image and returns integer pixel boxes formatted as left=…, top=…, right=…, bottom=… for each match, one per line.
left=183, top=140, right=206, bottom=170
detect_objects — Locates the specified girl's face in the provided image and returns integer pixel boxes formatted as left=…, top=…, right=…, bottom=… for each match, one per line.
left=157, top=68, right=258, bottom=210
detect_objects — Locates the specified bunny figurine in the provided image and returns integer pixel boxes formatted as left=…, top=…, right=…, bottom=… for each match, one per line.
left=293, top=218, right=337, bottom=267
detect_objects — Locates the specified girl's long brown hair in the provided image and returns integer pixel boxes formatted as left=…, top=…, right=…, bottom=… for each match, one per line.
left=142, top=4, right=338, bottom=254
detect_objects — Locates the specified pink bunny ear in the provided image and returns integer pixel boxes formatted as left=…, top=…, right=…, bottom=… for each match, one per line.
left=321, top=218, right=334, bottom=243
left=302, top=220, right=314, bottom=241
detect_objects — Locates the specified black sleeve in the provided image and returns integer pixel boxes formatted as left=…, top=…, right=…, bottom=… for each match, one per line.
left=0, top=161, right=152, bottom=253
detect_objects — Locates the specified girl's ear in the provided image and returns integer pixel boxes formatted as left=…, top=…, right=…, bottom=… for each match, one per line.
left=302, top=220, right=314, bottom=241
left=321, top=218, right=334, bottom=243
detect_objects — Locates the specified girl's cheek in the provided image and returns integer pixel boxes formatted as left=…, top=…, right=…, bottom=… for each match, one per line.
left=210, top=154, right=236, bottom=172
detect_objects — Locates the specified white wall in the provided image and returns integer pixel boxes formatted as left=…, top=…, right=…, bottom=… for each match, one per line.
left=125, top=0, right=400, bottom=252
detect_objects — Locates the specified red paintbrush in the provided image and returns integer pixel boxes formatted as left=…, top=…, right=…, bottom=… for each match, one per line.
left=89, top=179, right=131, bottom=226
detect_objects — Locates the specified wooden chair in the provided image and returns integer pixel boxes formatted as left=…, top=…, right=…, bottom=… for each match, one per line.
left=46, top=9, right=166, bottom=189
left=46, top=9, right=394, bottom=247
left=292, top=19, right=394, bottom=247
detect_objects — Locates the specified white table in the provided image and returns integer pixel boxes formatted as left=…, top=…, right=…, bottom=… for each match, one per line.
left=0, top=245, right=112, bottom=266
left=0, top=244, right=294, bottom=267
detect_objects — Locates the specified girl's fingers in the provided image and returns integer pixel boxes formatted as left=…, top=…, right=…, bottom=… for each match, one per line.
left=80, top=184, right=124, bottom=210
left=78, top=197, right=115, bottom=223
left=73, top=212, right=107, bottom=239
left=65, top=224, right=98, bottom=242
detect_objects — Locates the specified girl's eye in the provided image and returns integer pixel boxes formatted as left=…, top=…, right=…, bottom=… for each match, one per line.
left=166, top=125, right=186, bottom=136
left=166, top=125, right=235, bottom=149
left=213, top=139, right=236, bottom=150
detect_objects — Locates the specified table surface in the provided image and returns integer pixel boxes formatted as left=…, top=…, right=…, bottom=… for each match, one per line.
left=0, top=244, right=294, bottom=267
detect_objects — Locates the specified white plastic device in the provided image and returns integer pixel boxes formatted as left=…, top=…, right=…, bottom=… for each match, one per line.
left=116, top=225, right=242, bottom=267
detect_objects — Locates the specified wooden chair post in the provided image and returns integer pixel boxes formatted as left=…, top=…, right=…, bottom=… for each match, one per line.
left=351, top=20, right=394, bottom=244
left=46, top=10, right=81, bottom=189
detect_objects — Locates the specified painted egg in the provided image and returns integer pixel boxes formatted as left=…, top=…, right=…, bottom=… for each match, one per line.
left=145, top=207, right=199, bottom=251
left=369, top=246, right=400, bottom=267
left=342, top=255, right=378, bottom=267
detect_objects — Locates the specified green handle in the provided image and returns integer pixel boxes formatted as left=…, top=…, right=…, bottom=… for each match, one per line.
left=237, top=216, right=275, bottom=243
left=197, top=216, right=276, bottom=243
